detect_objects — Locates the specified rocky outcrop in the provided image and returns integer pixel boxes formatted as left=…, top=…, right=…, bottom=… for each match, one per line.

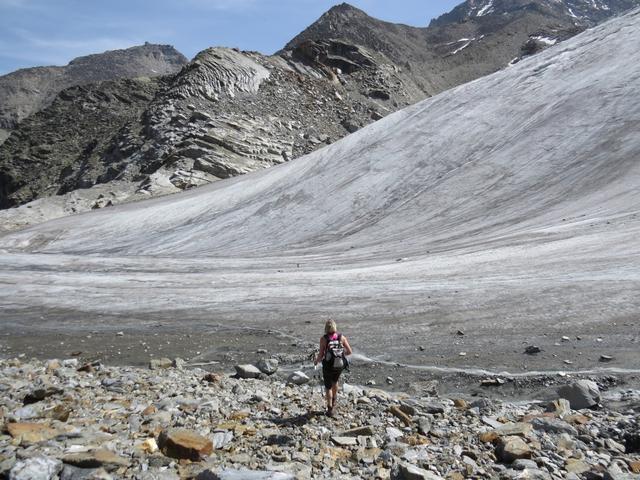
left=0, top=43, right=187, bottom=132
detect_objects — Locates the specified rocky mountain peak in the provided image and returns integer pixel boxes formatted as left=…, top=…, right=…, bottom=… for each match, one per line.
left=0, top=43, right=188, bottom=134
left=429, top=0, right=640, bottom=27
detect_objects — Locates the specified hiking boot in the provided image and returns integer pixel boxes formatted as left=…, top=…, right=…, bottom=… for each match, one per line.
left=326, top=407, right=334, bottom=417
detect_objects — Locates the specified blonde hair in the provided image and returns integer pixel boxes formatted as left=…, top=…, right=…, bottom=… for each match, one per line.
left=324, top=319, right=337, bottom=335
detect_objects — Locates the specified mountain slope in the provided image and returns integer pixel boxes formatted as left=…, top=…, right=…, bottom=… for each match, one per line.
left=0, top=43, right=187, bottom=134
left=1, top=0, right=639, bottom=227
left=0, top=9, right=638, bottom=370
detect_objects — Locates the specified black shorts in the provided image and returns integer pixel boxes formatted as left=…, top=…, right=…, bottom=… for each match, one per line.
left=322, top=364, right=343, bottom=390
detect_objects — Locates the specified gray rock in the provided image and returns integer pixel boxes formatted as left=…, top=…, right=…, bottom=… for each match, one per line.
left=418, top=416, right=432, bottom=436
left=9, top=456, right=62, bottom=480
left=391, top=461, right=444, bottom=480
left=234, top=364, right=262, bottom=379
left=59, top=465, right=110, bottom=480
left=512, top=459, right=539, bottom=470
left=256, top=358, right=279, bottom=375
left=531, top=417, right=578, bottom=435
left=212, top=430, right=234, bottom=449
left=421, top=401, right=445, bottom=414
left=557, top=380, right=600, bottom=409
left=149, top=358, right=173, bottom=370
left=196, top=469, right=295, bottom=480
left=286, top=371, right=309, bottom=385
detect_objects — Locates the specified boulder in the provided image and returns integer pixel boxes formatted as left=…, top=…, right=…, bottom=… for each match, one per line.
left=158, top=428, right=213, bottom=460
left=496, top=436, right=532, bottom=463
left=234, top=364, right=262, bottom=379
left=286, top=371, right=309, bottom=385
left=256, top=358, right=279, bottom=375
left=557, top=380, right=600, bottom=409
left=9, top=456, right=62, bottom=480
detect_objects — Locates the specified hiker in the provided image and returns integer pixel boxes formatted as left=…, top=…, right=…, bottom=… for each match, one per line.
left=314, top=319, right=352, bottom=417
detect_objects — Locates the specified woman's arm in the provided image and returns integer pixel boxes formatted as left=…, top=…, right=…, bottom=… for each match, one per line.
left=315, top=337, right=327, bottom=365
left=342, top=336, right=353, bottom=356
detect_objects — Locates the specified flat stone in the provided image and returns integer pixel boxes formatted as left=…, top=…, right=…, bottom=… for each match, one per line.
left=158, top=429, right=213, bottom=460
left=512, top=459, right=538, bottom=470
left=340, top=425, right=375, bottom=437
left=6, top=422, right=59, bottom=444
left=196, top=469, right=295, bottom=479
left=391, top=461, right=444, bottom=480
left=530, top=417, right=577, bottom=435
left=234, top=364, right=262, bottom=379
left=62, top=449, right=129, bottom=471
left=565, top=459, right=591, bottom=474
left=331, top=436, right=358, bottom=446
left=492, top=422, right=533, bottom=437
left=9, top=455, right=62, bottom=480
left=421, top=402, right=445, bottom=414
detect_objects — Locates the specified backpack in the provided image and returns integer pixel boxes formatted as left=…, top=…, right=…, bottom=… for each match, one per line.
left=324, top=333, right=348, bottom=370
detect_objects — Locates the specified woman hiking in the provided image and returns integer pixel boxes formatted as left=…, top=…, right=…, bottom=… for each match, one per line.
left=314, top=319, right=352, bottom=417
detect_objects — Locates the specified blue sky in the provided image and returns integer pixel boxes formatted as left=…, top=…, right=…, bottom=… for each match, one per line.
left=0, top=0, right=462, bottom=75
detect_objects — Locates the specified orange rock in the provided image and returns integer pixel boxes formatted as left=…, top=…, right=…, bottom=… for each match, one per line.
left=229, top=411, right=250, bottom=421
left=565, top=414, right=590, bottom=425
left=388, top=405, right=412, bottom=426
left=479, top=431, right=500, bottom=443
left=158, top=428, right=213, bottom=460
left=628, top=461, right=640, bottom=474
left=142, top=405, right=157, bottom=416
left=6, top=422, right=58, bottom=444
left=453, top=399, right=469, bottom=410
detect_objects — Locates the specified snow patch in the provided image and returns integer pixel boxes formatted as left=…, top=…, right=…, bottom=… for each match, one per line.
left=531, top=36, right=558, bottom=46
left=477, top=1, right=494, bottom=16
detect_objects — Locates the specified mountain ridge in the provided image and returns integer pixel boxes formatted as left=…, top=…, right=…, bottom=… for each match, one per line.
left=0, top=43, right=188, bottom=133
left=1, top=0, right=639, bottom=229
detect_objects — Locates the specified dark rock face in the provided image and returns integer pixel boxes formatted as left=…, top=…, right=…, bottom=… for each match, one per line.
left=1, top=1, right=638, bottom=224
left=0, top=44, right=187, bottom=131
left=0, top=77, right=165, bottom=208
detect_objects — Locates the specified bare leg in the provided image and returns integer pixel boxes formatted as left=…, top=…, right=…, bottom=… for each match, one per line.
left=325, top=388, right=332, bottom=411
left=331, top=383, right=339, bottom=411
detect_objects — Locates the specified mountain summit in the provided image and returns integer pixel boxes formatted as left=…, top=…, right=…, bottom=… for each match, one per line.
left=0, top=44, right=188, bottom=134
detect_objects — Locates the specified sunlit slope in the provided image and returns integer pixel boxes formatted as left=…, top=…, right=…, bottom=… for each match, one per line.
left=2, top=11, right=639, bottom=260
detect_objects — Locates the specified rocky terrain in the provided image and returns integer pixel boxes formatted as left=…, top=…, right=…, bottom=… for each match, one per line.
left=0, top=44, right=188, bottom=138
left=2, top=0, right=639, bottom=228
left=0, top=357, right=639, bottom=480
